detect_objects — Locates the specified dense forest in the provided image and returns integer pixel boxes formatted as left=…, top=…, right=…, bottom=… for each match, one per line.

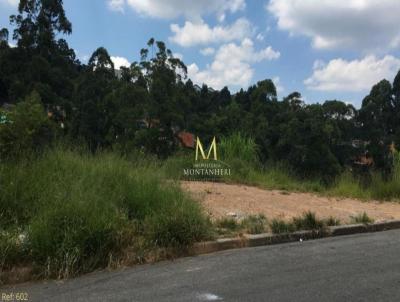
left=1, top=0, right=399, bottom=181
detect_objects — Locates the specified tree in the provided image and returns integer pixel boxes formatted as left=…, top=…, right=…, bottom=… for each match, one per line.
left=88, top=47, right=114, bottom=72
left=392, top=70, right=400, bottom=146
left=0, top=91, right=55, bottom=158
left=11, top=0, right=71, bottom=51
left=1, top=0, right=398, bottom=179
left=134, top=38, right=187, bottom=157
left=359, top=79, right=394, bottom=170
left=0, top=28, right=8, bottom=46
left=283, top=92, right=304, bottom=111
left=71, top=48, right=118, bottom=150
left=359, top=80, right=393, bottom=141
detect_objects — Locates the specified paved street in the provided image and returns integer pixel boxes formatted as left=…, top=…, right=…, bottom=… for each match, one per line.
left=3, top=230, right=400, bottom=302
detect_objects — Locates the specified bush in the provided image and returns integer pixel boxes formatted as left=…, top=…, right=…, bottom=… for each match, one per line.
left=0, top=229, right=27, bottom=270
left=324, top=216, right=341, bottom=226
left=143, top=195, right=212, bottom=247
left=28, top=200, right=127, bottom=278
left=219, top=133, right=259, bottom=164
left=292, top=211, right=324, bottom=230
left=215, top=218, right=240, bottom=231
left=0, top=91, right=55, bottom=159
left=351, top=212, right=374, bottom=224
left=247, top=163, right=324, bottom=193
left=0, top=148, right=211, bottom=277
left=270, top=212, right=326, bottom=234
left=270, top=219, right=295, bottom=234
left=241, top=214, right=267, bottom=234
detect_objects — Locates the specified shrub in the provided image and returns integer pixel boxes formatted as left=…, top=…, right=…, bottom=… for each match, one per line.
left=270, top=219, right=295, bottom=234
left=351, top=212, right=374, bottom=224
left=0, top=91, right=55, bottom=159
left=219, top=133, right=259, bottom=164
left=0, top=148, right=211, bottom=278
left=270, top=212, right=326, bottom=234
left=0, top=229, right=27, bottom=270
left=143, top=196, right=212, bottom=248
left=324, top=216, right=341, bottom=226
left=28, top=200, right=127, bottom=278
left=162, top=153, right=193, bottom=179
left=241, top=214, right=267, bottom=234
left=292, top=211, right=324, bottom=230
left=326, top=172, right=370, bottom=200
left=215, top=218, right=240, bottom=231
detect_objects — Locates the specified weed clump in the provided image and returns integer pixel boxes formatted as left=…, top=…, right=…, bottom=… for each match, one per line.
left=351, top=212, right=374, bottom=224
left=0, top=148, right=212, bottom=280
left=241, top=214, right=268, bottom=234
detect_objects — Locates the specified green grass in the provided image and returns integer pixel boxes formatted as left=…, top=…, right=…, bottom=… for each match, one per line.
left=214, top=215, right=268, bottom=236
left=270, top=219, right=296, bottom=234
left=270, top=212, right=328, bottom=234
left=215, top=217, right=240, bottom=231
left=292, top=211, right=325, bottom=230
left=324, top=216, right=341, bottom=226
left=351, top=212, right=374, bottom=224
left=162, top=132, right=400, bottom=202
left=0, top=147, right=212, bottom=280
left=219, top=133, right=259, bottom=164
left=213, top=217, right=241, bottom=237
left=241, top=157, right=400, bottom=202
left=325, top=157, right=400, bottom=201
left=3, top=132, right=398, bottom=284
left=213, top=212, right=340, bottom=235
left=240, top=214, right=268, bottom=234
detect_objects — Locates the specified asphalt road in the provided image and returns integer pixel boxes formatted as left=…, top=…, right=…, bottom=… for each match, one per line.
left=3, top=230, right=400, bottom=302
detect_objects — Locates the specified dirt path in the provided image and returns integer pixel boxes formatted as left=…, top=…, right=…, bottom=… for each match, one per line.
left=181, top=181, right=400, bottom=223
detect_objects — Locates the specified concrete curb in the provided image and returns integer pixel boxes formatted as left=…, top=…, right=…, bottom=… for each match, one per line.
left=190, top=220, right=400, bottom=256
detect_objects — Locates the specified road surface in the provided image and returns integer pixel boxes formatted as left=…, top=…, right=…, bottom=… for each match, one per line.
left=3, top=230, right=400, bottom=302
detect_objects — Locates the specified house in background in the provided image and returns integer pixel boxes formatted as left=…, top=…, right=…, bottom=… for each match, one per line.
left=136, top=118, right=195, bottom=149
left=176, top=131, right=195, bottom=149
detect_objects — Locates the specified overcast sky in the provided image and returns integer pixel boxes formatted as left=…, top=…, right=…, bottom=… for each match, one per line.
left=2, top=0, right=400, bottom=107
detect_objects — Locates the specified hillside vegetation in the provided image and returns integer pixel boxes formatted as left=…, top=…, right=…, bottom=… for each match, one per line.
left=1, top=0, right=400, bottom=181
left=0, top=148, right=212, bottom=281
left=1, top=0, right=400, bottom=284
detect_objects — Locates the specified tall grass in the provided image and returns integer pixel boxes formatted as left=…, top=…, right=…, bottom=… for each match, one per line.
left=163, top=133, right=400, bottom=201
left=218, top=134, right=325, bottom=192
left=326, top=152, right=400, bottom=201
left=351, top=212, right=374, bottom=224
left=0, top=147, right=212, bottom=280
left=219, top=133, right=259, bottom=164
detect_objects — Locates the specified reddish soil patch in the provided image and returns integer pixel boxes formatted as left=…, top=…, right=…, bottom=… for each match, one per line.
left=182, top=181, right=400, bottom=223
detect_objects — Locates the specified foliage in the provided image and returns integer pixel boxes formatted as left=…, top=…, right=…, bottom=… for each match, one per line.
left=270, top=219, right=296, bottom=234
left=0, top=229, right=27, bottom=270
left=3, top=0, right=400, bottom=284
left=215, top=218, right=240, bottom=231
left=219, top=133, right=259, bottom=164
left=240, top=214, right=268, bottom=234
left=270, top=212, right=327, bottom=234
left=351, top=212, right=374, bottom=224
left=324, top=216, right=341, bottom=226
left=1, top=0, right=400, bottom=178
left=0, top=148, right=211, bottom=278
left=0, top=91, right=55, bottom=158
left=292, top=211, right=324, bottom=230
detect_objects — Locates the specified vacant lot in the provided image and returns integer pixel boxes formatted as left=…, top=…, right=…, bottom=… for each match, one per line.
left=182, top=181, right=400, bottom=223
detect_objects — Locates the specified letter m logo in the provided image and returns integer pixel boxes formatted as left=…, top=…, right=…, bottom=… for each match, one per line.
left=195, top=137, right=218, bottom=161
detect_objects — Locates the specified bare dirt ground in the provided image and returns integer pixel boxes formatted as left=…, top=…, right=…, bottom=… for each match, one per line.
left=181, top=181, right=400, bottom=223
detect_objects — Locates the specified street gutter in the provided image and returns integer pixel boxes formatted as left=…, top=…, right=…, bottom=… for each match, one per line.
left=189, top=220, right=400, bottom=255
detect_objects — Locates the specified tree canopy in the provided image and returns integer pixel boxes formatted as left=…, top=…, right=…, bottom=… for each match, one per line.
left=1, top=0, right=399, bottom=180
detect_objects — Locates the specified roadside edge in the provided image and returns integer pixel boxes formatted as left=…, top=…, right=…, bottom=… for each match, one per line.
left=189, top=220, right=400, bottom=255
